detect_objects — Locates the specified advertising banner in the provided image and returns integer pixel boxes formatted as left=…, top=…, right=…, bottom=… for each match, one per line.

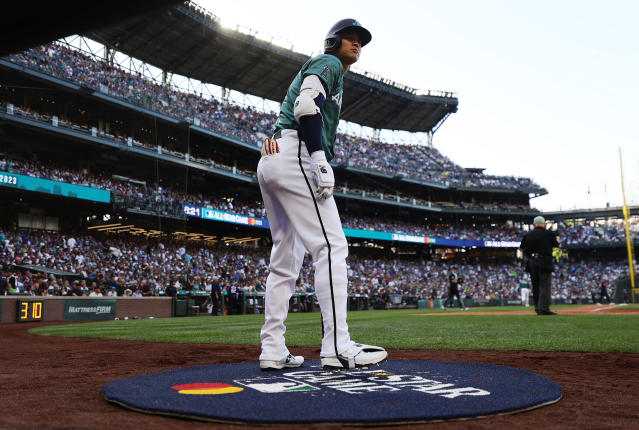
left=63, top=299, right=116, bottom=321
left=0, top=170, right=110, bottom=203
left=182, top=205, right=269, bottom=228
left=181, top=204, right=521, bottom=248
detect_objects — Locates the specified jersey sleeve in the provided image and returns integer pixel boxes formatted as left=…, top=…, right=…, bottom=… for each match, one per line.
left=302, top=54, right=342, bottom=95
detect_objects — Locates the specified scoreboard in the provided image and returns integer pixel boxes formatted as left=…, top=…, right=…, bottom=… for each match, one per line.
left=16, top=299, right=44, bottom=322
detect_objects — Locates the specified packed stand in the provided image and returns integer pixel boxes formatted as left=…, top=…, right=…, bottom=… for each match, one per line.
left=558, top=219, right=639, bottom=246
left=4, top=43, right=543, bottom=191
left=3, top=153, right=637, bottom=245
left=0, top=229, right=627, bottom=304
left=0, top=153, right=535, bottom=242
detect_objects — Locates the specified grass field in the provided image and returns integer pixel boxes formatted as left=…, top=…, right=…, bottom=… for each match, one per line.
left=30, top=305, right=639, bottom=353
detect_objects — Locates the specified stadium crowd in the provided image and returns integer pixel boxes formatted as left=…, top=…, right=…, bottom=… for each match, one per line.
left=5, top=43, right=543, bottom=191
left=0, top=229, right=628, bottom=304
left=2, top=153, right=637, bottom=245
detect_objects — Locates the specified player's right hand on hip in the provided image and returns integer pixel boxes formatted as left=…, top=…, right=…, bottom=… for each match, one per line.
left=310, top=150, right=334, bottom=200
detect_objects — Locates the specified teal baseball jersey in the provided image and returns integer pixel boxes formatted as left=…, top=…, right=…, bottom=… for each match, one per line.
left=274, top=54, right=343, bottom=161
left=519, top=279, right=530, bottom=289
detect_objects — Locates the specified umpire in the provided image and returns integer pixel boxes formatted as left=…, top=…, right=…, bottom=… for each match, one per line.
left=520, top=216, right=560, bottom=315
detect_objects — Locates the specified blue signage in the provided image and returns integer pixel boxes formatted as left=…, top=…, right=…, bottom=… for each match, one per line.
left=0, top=170, right=111, bottom=203
left=182, top=205, right=269, bottom=228
left=181, top=204, right=519, bottom=248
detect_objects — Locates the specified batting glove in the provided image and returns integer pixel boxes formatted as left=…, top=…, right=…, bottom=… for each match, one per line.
left=309, top=150, right=334, bottom=200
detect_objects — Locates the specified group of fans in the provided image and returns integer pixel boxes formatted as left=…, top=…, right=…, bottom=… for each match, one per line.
left=4, top=43, right=543, bottom=191
left=0, top=229, right=626, bottom=305
left=2, top=153, right=637, bottom=245
left=0, top=43, right=634, bottom=310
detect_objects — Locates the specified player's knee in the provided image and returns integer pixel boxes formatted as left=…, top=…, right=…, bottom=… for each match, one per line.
left=331, top=238, right=348, bottom=259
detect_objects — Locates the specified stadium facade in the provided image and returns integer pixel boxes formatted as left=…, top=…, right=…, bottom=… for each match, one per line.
left=0, top=2, right=636, bottom=306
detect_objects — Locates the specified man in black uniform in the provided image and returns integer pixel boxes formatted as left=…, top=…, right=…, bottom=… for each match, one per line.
left=444, top=267, right=467, bottom=310
left=520, top=216, right=560, bottom=315
left=210, top=277, right=221, bottom=316
left=0, top=268, right=7, bottom=296
left=599, top=280, right=613, bottom=304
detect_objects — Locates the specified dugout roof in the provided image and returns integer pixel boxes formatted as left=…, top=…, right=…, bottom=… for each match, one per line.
left=11, top=264, right=83, bottom=280
left=83, top=2, right=458, bottom=133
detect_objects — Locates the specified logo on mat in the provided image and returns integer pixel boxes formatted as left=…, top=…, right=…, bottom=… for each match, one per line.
left=235, top=377, right=319, bottom=393
left=171, top=383, right=244, bottom=395
left=234, top=366, right=491, bottom=398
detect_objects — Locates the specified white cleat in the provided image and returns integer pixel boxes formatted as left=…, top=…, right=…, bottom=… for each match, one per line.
left=260, top=354, right=304, bottom=371
left=321, top=342, right=388, bottom=371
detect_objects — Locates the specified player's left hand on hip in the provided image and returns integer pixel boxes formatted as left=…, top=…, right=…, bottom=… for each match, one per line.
left=310, top=150, right=334, bottom=200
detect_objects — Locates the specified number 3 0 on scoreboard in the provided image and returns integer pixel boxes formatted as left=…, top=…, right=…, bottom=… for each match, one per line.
left=16, top=300, right=44, bottom=322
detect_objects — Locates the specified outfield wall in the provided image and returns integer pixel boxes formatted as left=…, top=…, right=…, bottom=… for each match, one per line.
left=0, top=297, right=172, bottom=324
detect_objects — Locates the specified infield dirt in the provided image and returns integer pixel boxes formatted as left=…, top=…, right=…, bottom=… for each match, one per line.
left=1, top=321, right=637, bottom=430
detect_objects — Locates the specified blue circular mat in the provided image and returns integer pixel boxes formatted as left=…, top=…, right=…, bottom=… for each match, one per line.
left=103, top=360, right=562, bottom=424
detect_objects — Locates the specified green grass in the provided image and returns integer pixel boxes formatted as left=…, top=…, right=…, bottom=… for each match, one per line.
left=29, top=305, right=639, bottom=353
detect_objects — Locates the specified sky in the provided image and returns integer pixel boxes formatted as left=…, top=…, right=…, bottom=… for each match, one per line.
left=199, top=0, right=639, bottom=212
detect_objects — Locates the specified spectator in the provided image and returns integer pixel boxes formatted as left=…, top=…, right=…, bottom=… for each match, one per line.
left=165, top=281, right=178, bottom=298
left=0, top=270, right=7, bottom=295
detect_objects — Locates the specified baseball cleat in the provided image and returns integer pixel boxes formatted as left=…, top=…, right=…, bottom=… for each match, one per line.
left=260, top=354, right=304, bottom=371
left=321, top=342, right=387, bottom=371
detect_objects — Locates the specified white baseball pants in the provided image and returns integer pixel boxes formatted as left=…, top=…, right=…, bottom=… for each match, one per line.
left=257, top=129, right=351, bottom=360
left=521, top=288, right=531, bottom=307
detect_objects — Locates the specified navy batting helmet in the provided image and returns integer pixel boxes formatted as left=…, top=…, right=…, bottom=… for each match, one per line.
left=324, top=19, right=372, bottom=53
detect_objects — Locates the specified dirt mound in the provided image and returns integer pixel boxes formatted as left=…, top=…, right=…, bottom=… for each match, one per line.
left=1, top=321, right=637, bottom=429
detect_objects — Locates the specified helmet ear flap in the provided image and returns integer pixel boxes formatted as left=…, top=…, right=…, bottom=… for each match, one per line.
left=324, top=34, right=341, bottom=53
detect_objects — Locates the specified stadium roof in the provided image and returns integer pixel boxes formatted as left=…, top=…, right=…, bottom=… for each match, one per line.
left=543, top=205, right=639, bottom=220
left=83, top=1, right=458, bottom=133
left=0, top=0, right=182, bottom=57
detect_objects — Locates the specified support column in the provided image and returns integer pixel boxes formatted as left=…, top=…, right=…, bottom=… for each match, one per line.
left=104, top=47, right=115, bottom=66
left=372, top=128, right=381, bottom=142
left=221, top=87, right=229, bottom=105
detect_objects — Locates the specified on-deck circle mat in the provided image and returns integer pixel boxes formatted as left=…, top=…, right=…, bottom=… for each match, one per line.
left=103, top=360, right=562, bottom=424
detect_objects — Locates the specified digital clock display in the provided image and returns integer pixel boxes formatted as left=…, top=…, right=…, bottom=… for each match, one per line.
left=182, top=204, right=202, bottom=217
left=16, top=300, right=44, bottom=322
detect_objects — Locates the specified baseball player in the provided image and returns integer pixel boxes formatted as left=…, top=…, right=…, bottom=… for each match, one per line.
left=257, top=19, right=387, bottom=371
left=519, top=276, right=531, bottom=307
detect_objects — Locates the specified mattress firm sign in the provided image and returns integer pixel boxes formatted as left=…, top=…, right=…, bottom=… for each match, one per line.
left=63, top=299, right=116, bottom=321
